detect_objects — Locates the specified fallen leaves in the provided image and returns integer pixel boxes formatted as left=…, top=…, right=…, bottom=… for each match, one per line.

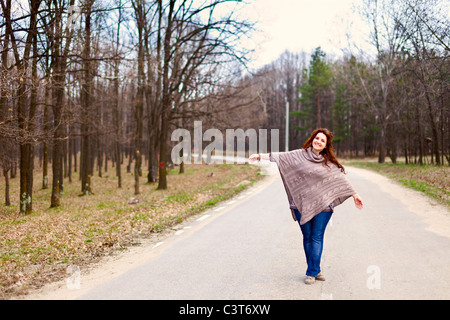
left=0, top=163, right=262, bottom=299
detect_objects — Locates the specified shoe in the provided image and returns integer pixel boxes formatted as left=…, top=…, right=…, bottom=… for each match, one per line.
left=305, top=276, right=315, bottom=285
left=315, top=273, right=326, bottom=281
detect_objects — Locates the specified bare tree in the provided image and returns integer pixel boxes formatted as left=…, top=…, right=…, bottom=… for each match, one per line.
left=80, top=0, right=95, bottom=195
left=353, top=0, right=413, bottom=162
left=393, top=0, right=448, bottom=164
left=49, top=0, right=78, bottom=207
left=1, top=0, right=42, bottom=213
left=111, top=0, right=126, bottom=188
left=130, top=0, right=147, bottom=194
left=156, top=0, right=254, bottom=190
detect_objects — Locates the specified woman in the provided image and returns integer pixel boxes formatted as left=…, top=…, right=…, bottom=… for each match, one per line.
left=250, top=128, right=363, bottom=285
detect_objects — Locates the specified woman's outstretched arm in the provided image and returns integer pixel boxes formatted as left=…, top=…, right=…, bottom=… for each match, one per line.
left=249, top=153, right=270, bottom=161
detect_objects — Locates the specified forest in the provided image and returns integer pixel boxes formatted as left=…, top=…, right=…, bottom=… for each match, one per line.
left=0, top=0, right=449, bottom=214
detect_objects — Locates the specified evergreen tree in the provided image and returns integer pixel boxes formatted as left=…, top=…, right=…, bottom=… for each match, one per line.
left=292, top=47, right=332, bottom=138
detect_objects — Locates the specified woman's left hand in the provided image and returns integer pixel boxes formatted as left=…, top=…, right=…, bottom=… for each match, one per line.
left=352, top=194, right=364, bottom=210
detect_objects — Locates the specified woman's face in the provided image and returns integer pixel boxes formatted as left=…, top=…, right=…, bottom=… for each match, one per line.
left=312, top=132, right=327, bottom=154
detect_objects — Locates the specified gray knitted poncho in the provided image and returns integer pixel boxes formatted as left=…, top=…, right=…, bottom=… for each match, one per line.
left=270, top=147, right=356, bottom=225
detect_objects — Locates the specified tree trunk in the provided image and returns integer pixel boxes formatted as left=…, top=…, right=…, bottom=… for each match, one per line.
left=112, top=0, right=123, bottom=188
left=317, top=92, right=321, bottom=128
left=113, top=65, right=122, bottom=188
left=423, top=88, right=440, bottom=165
left=134, top=150, right=141, bottom=195
left=157, top=115, right=168, bottom=190
left=50, top=103, right=63, bottom=207
left=132, top=0, right=146, bottom=194
left=147, top=0, right=163, bottom=184
left=378, top=124, right=386, bottom=164
left=0, top=0, right=12, bottom=206
left=3, top=167, right=10, bottom=206
left=42, top=84, right=50, bottom=188
left=414, top=99, right=423, bottom=165
left=157, top=0, right=175, bottom=190
left=80, top=0, right=94, bottom=195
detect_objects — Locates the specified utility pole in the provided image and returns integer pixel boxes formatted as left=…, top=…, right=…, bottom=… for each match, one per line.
left=285, top=100, right=289, bottom=151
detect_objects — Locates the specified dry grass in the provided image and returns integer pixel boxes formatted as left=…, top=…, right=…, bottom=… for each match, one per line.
left=0, top=162, right=263, bottom=299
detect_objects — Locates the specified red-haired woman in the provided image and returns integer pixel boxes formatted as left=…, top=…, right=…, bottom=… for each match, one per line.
left=250, top=128, right=363, bottom=285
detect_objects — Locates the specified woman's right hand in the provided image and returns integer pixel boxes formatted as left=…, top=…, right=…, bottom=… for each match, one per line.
left=249, top=153, right=260, bottom=162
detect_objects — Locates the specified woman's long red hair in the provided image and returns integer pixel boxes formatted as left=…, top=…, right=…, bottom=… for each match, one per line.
left=302, top=128, right=345, bottom=173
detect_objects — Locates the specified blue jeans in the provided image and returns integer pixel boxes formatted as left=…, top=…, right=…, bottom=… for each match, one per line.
left=293, top=209, right=332, bottom=277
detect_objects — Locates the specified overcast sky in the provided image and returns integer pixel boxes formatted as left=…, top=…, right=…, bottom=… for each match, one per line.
left=241, top=0, right=370, bottom=69
left=12, top=0, right=370, bottom=70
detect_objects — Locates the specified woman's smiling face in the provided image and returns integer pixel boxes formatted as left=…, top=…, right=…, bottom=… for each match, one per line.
left=312, top=132, right=327, bottom=154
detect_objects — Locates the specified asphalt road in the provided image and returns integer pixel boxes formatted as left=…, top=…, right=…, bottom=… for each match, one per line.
left=29, top=163, right=450, bottom=300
